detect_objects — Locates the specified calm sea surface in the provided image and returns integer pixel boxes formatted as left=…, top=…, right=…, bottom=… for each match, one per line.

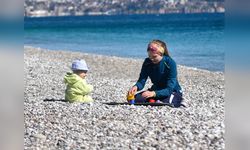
left=24, top=13, right=224, bottom=71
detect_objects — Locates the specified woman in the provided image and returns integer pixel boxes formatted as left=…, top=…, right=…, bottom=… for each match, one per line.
left=128, top=39, right=184, bottom=107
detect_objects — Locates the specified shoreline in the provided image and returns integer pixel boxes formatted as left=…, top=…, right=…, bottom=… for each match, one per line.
left=24, top=45, right=224, bottom=74
left=24, top=46, right=225, bottom=149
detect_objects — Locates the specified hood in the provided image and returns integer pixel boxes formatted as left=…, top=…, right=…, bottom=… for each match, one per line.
left=64, top=72, right=81, bottom=85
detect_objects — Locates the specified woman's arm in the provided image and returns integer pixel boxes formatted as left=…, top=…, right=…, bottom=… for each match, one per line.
left=135, top=59, right=149, bottom=91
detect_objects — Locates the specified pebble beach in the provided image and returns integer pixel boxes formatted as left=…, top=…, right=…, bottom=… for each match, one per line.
left=24, top=46, right=225, bottom=149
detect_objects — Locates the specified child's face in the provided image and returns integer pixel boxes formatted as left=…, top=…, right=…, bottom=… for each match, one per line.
left=78, top=71, right=87, bottom=79
left=148, top=52, right=163, bottom=64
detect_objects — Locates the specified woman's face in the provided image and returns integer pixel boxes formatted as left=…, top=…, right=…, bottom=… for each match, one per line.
left=148, top=52, right=163, bottom=64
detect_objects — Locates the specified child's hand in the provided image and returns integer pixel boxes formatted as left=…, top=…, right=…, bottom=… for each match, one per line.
left=142, top=91, right=156, bottom=99
left=129, top=86, right=138, bottom=95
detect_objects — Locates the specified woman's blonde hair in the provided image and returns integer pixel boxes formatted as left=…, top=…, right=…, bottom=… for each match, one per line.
left=147, top=39, right=170, bottom=56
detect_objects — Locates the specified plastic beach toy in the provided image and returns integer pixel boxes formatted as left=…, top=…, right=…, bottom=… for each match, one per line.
left=148, top=99, right=156, bottom=103
left=127, top=92, right=135, bottom=104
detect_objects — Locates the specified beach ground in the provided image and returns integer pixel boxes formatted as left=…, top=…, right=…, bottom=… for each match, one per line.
left=24, top=46, right=225, bottom=149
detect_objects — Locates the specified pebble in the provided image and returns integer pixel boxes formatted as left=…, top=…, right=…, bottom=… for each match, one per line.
left=31, top=134, right=46, bottom=141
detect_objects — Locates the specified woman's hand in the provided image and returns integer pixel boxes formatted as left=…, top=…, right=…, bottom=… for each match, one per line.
left=142, top=91, right=156, bottom=99
left=129, top=86, right=138, bottom=95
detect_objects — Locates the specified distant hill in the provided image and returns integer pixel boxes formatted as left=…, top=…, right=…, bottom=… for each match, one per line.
left=24, top=0, right=225, bottom=17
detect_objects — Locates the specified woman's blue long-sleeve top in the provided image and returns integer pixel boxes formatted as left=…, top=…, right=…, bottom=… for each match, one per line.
left=135, top=55, right=182, bottom=99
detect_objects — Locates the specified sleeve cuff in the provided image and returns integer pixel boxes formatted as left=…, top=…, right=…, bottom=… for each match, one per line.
left=134, top=83, right=141, bottom=91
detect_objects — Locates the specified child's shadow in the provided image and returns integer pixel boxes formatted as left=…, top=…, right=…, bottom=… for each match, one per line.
left=43, top=98, right=67, bottom=102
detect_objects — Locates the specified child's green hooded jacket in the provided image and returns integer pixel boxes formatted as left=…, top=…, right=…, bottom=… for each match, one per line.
left=64, top=72, right=93, bottom=103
